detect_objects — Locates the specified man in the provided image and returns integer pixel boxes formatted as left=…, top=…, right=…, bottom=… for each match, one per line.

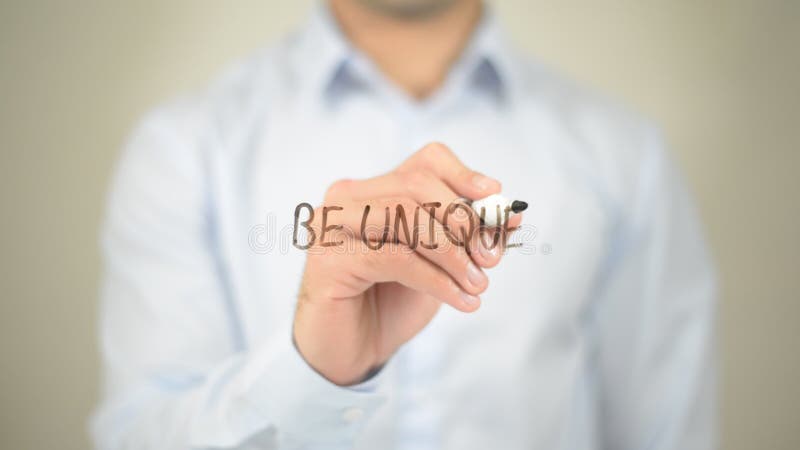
left=92, top=0, right=717, bottom=448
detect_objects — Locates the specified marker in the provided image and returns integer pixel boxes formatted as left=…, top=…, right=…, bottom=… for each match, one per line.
left=469, top=194, right=528, bottom=227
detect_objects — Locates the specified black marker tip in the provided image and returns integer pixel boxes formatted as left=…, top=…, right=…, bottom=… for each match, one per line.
left=510, top=200, right=528, bottom=213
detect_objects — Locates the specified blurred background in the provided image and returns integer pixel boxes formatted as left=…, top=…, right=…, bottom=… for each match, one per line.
left=1, top=1, right=798, bottom=448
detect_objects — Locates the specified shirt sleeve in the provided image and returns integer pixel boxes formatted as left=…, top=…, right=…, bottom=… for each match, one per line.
left=91, top=108, right=386, bottom=449
left=593, top=129, right=718, bottom=449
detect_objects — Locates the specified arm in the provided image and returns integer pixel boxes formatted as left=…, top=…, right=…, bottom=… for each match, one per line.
left=594, top=131, right=718, bottom=449
left=91, top=108, right=513, bottom=448
left=91, top=109, right=385, bottom=449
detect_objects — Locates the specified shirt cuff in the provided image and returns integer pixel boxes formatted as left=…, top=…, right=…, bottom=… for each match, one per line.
left=243, top=331, right=388, bottom=446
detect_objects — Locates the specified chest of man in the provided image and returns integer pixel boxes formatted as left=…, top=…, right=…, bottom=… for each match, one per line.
left=221, top=98, right=607, bottom=446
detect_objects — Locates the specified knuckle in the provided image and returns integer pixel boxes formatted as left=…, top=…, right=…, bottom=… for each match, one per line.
left=424, top=141, right=451, bottom=155
left=324, top=179, right=351, bottom=201
left=419, top=141, right=451, bottom=161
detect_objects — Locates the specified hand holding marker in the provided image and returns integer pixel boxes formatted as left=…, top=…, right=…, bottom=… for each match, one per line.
left=470, top=193, right=528, bottom=227
left=294, top=143, right=526, bottom=386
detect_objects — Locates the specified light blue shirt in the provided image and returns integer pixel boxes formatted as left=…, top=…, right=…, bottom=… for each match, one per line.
left=92, top=5, right=717, bottom=449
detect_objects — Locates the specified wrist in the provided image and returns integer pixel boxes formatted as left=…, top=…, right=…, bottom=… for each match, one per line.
left=292, top=313, right=375, bottom=386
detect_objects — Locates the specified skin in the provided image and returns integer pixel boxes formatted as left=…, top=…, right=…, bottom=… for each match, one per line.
left=294, top=1, right=519, bottom=386
left=330, top=0, right=482, bottom=99
left=356, top=0, right=459, bottom=19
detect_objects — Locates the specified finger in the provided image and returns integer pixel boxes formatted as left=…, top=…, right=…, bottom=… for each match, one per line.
left=399, top=142, right=502, bottom=200
left=330, top=173, right=519, bottom=268
left=356, top=242, right=481, bottom=313
left=340, top=171, right=475, bottom=246
left=308, top=197, right=489, bottom=296
left=346, top=171, right=460, bottom=207
left=470, top=212, right=523, bottom=268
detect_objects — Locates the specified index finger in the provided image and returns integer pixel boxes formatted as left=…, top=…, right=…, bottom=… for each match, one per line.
left=399, top=142, right=502, bottom=200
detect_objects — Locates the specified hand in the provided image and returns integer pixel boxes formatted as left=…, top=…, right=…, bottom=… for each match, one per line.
left=292, top=143, right=522, bottom=385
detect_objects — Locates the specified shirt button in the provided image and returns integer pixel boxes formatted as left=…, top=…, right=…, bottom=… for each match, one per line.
left=342, top=407, right=364, bottom=423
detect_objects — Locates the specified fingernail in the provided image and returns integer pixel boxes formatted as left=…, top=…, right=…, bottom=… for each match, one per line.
left=472, top=173, right=498, bottom=192
left=460, top=291, right=480, bottom=306
left=466, top=261, right=487, bottom=288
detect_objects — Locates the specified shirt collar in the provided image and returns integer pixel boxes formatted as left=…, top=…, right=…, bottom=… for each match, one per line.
left=293, top=3, right=518, bottom=106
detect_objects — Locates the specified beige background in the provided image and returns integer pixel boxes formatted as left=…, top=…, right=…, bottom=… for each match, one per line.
left=1, top=1, right=798, bottom=448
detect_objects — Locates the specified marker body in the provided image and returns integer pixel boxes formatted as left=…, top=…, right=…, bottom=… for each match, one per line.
left=470, top=194, right=527, bottom=227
